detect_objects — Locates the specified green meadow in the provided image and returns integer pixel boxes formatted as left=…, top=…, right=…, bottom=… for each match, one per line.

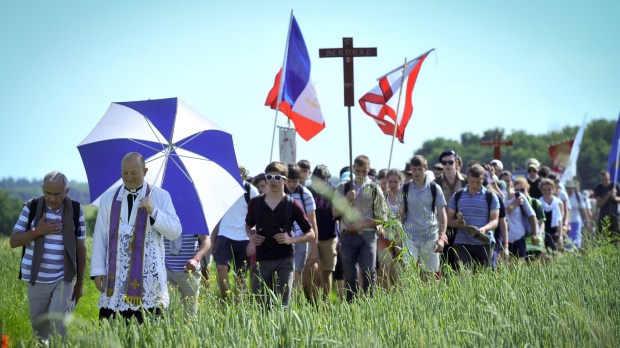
left=1, top=234, right=619, bottom=347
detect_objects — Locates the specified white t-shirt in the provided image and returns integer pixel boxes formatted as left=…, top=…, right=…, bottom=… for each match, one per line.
left=219, top=183, right=259, bottom=241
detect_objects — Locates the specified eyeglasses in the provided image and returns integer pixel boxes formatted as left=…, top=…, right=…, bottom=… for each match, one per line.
left=265, top=174, right=286, bottom=182
left=527, top=168, right=537, bottom=173
left=441, top=160, right=455, bottom=166
left=516, top=188, right=527, bottom=193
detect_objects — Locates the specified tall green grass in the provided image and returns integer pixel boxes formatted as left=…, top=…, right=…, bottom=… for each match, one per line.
left=1, top=235, right=619, bottom=347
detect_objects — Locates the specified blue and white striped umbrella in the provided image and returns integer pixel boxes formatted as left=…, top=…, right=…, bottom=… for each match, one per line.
left=77, top=97, right=243, bottom=235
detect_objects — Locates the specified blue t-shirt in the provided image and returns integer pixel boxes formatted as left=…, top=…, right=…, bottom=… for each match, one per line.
left=449, top=187, right=500, bottom=245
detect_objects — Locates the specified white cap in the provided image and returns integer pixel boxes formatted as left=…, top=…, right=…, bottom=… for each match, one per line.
left=490, top=159, right=504, bottom=171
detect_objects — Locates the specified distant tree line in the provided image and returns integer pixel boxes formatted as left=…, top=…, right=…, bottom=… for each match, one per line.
left=413, top=118, right=614, bottom=190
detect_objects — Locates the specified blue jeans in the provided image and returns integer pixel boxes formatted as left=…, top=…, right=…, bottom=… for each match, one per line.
left=340, top=230, right=377, bottom=302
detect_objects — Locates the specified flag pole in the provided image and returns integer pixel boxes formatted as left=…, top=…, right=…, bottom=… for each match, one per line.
left=387, top=57, right=408, bottom=170
left=269, top=10, right=294, bottom=163
left=614, top=137, right=620, bottom=186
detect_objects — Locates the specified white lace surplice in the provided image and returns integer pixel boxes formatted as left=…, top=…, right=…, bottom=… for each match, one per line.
left=90, top=185, right=182, bottom=311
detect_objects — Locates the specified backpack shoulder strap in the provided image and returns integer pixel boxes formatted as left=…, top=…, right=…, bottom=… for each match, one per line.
left=72, top=200, right=81, bottom=237
left=27, top=198, right=39, bottom=229
left=283, top=195, right=295, bottom=232
left=371, top=182, right=377, bottom=214
left=295, top=185, right=307, bottom=213
left=485, top=190, right=494, bottom=220
left=430, top=182, right=437, bottom=213
left=454, top=189, right=464, bottom=214
left=244, top=182, right=251, bottom=204
left=253, top=194, right=264, bottom=229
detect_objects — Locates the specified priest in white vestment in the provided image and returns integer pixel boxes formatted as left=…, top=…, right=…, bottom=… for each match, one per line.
left=91, top=152, right=182, bottom=322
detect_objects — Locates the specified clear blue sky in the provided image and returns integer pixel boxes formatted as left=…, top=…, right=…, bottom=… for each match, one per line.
left=1, top=0, right=618, bottom=186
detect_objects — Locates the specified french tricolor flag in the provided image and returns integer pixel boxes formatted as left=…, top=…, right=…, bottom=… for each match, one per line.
left=265, top=15, right=325, bottom=141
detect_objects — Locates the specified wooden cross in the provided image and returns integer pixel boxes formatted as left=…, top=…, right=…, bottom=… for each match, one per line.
left=319, top=37, right=377, bottom=173
left=319, top=38, right=377, bottom=106
left=480, top=131, right=512, bottom=160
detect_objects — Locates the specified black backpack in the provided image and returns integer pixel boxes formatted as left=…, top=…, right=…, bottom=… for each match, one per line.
left=243, top=181, right=252, bottom=204
left=19, top=197, right=81, bottom=280
left=252, top=194, right=296, bottom=233
left=401, top=181, right=439, bottom=220
left=284, top=184, right=308, bottom=213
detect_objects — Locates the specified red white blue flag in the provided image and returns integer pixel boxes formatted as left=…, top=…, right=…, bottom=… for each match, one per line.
left=265, top=16, right=325, bottom=141
left=359, top=49, right=434, bottom=143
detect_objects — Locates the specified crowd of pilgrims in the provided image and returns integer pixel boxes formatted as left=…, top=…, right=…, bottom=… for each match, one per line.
left=13, top=151, right=616, bottom=343
left=196, top=150, right=607, bottom=307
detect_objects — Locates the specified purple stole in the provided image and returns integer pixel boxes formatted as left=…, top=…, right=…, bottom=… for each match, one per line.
left=107, top=184, right=152, bottom=306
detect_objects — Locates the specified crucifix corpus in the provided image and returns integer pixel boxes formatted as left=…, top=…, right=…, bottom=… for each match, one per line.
left=319, top=37, right=377, bottom=173
left=480, top=131, right=512, bottom=160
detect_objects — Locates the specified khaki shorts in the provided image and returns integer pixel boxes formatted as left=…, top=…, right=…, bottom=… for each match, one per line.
left=317, top=237, right=338, bottom=272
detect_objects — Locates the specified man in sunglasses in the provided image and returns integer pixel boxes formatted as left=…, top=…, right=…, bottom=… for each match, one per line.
left=434, top=149, right=467, bottom=269
left=435, top=150, right=467, bottom=201
left=245, top=162, right=315, bottom=307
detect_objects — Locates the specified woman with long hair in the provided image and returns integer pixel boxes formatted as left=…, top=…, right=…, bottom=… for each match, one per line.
left=377, top=168, right=404, bottom=289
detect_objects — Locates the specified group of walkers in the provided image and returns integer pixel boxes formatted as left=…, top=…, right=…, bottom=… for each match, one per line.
left=10, top=150, right=618, bottom=343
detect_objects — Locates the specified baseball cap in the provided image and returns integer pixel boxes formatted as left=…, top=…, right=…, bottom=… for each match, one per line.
left=438, top=149, right=457, bottom=162
left=525, top=158, right=540, bottom=169
left=490, top=159, right=503, bottom=171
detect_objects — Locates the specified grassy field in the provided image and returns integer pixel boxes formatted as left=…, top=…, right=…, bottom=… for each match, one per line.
left=1, top=234, right=619, bottom=347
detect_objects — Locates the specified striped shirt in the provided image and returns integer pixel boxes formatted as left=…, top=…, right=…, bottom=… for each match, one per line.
left=449, top=187, right=499, bottom=246
left=14, top=203, right=86, bottom=283
left=164, top=234, right=200, bottom=272
left=286, top=185, right=316, bottom=237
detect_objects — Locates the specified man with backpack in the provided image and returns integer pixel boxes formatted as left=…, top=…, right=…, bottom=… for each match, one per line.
left=245, top=161, right=315, bottom=307
left=333, top=155, right=388, bottom=302
left=435, top=149, right=467, bottom=269
left=401, top=155, right=448, bottom=280
left=447, top=164, right=500, bottom=270
left=10, top=171, right=86, bottom=342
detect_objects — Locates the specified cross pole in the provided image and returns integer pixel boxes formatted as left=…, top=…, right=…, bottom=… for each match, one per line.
left=480, top=131, right=513, bottom=160
left=319, top=37, right=377, bottom=173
